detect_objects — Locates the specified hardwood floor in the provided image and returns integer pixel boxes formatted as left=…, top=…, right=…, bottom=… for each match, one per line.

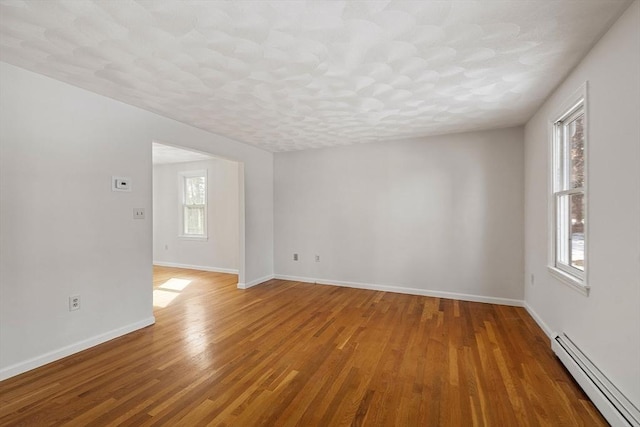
left=1, top=266, right=606, bottom=426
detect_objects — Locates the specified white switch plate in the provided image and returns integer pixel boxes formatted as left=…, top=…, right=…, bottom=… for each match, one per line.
left=112, top=176, right=132, bottom=192
left=133, top=208, right=145, bottom=219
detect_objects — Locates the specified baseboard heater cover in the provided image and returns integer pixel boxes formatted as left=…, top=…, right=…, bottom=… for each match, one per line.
left=552, top=333, right=640, bottom=427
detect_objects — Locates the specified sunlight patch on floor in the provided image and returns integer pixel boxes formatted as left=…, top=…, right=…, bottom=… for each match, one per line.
left=159, top=278, right=191, bottom=291
left=153, top=278, right=192, bottom=307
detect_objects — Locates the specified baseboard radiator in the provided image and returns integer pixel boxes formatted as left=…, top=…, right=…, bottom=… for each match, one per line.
left=552, top=333, right=640, bottom=427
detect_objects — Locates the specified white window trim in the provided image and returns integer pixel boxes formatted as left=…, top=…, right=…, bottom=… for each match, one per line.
left=179, top=169, right=208, bottom=241
left=547, top=82, right=589, bottom=296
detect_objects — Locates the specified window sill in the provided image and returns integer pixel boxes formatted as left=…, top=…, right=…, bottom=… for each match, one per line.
left=179, top=235, right=208, bottom=242
left=548, top=266, right=590, bottom=296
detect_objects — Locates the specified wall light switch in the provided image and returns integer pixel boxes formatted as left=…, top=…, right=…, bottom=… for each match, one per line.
left=133, top=208, right=145, bottom=219
left=112, top=176, right=132, bottom=192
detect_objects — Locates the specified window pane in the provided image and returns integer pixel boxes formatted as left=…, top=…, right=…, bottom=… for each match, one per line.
left=185, top=176, right=205, bottom=205
left=570, top=193, right=585, bottom=271
left=556, top=194, right=570, bottom=266
left=184, top=206, right=204, bottom=235
left=568, top=114, right=584, bottom=189
left=555, top=126, right=566, bottom=192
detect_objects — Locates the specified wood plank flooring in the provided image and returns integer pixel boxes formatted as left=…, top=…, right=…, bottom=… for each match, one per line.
left=0, top=266, right=606, bottom=426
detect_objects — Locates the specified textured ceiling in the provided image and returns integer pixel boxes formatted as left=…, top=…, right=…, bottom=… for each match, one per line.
left=152, top=142, right=213, bottom=165
left=0, top=0, right=631, bottom=152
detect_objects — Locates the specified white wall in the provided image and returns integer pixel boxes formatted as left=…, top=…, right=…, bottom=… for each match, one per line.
left=153, top=159, right=239, bottom=272
left=524, top=0, right=640, bottom=406
left=0, top=62, right=273, bottom=379
left=275, top=127, right=524, bottom=304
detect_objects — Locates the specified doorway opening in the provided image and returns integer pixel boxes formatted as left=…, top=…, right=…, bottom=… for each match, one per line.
left=151, top=142, right=245, bottom=308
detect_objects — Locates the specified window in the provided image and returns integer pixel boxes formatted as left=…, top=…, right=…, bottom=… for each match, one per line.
left=550, top=85, right=587, bottom=293
left=180, top=170, right=207, bottom=239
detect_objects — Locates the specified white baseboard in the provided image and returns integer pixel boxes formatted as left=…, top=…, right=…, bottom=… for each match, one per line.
left=274, top=274, right=524, bottom=307
left=0, top=317, right=155, bottom=381
left=524, top=302, right=554, bottom=338
left=238, top=274, right=275, bottom=289
left=153, top=261, right=239, bottom=275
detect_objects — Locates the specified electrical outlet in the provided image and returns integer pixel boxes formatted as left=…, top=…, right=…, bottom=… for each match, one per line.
left=293, top=253, right=298, bottom=261
left=69, top=295, right=80, bottom=311
left=315, top=255, right=320, bottom=262
left=133, top=208, right=145, bottom=219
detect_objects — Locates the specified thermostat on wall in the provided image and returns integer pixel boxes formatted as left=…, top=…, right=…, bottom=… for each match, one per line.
left=112, top=176, right=132, bottom=192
